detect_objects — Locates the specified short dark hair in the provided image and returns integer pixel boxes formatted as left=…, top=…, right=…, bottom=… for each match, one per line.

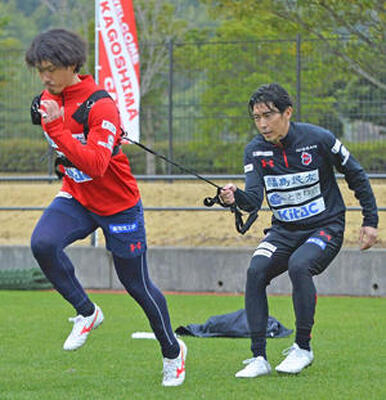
left=25, top=29, right=87, bottom=73
left=248, top=83, right=293, bottom=116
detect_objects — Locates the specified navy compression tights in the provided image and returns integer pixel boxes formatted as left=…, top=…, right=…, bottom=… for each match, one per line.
left=246, top=246, right=319, bottom=357
left=30, top=208, right=179, bottom=358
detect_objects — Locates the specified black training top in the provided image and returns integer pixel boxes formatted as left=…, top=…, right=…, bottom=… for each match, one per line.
left=234, top=122, right=378, bottom=230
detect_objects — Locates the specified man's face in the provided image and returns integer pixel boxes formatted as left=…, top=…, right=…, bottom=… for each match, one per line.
left=37, top=60, right=77, bottom=95
left=252, top=102, right=292, bottom=144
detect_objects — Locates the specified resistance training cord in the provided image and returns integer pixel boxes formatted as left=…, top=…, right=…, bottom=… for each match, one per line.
left=125, top=137, right=258, bottom=234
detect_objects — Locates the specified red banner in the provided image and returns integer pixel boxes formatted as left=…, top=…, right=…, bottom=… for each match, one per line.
left=96, top=0, right=140, bottom=141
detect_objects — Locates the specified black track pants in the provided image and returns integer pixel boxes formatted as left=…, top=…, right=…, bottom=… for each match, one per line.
left=245, top=219, right=344, bottom=356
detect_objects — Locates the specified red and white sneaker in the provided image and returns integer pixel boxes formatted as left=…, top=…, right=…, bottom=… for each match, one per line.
left=63, top=304, right=104, bottom=351
left=162, top=339, right=187, bottom=387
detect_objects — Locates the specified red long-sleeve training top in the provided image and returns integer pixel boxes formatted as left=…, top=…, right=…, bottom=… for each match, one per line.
left=41, top=75, right=140, bottom=215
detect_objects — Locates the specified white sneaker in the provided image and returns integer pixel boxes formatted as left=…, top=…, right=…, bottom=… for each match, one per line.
left=63, top=304, right=104, bottom=351
left=235, top=356, right=272, bottom=378
left=162, top=339, right=187, bottom=387
left=275, top=343, right=314, bottom=374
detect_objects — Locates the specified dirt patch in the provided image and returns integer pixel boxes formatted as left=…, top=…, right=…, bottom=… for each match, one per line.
left=0, top=180, right=384, bottom=248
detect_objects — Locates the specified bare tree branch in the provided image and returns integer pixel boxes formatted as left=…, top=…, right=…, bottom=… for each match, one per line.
left=318, top=0, right=375, bottom=48
left=272, top=5, right=386, bottom=91
left=39, top=0, right=57, bottom=14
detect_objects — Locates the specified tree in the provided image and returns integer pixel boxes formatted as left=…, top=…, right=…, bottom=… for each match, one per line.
left=175, top=1, right=350, bottom=157
left=132, top=0, right=211, bottom=173
left=0, top=1, right=42, bottom=143
left=202, top=0, right=385, bottom=91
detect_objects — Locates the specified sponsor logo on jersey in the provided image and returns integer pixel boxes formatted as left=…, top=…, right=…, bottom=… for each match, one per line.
left=244, top=163, right=254, bottom=173
left=306, top=237, right=326, bottom=250
left=296, top=145, right=317, bottom=152
left=301, top=151, right=312, bottom=166
left=268, top=193, right=283, bottom=206
left=267, top=184, right=321, bottom=207
left=272, top=197, right=325, bottom=222
left=253, top=151, right=273, bottom=157
left=65, top=168, right=92, bottom=183
left=109, top=222, right=138, bottom=234
left=264, top=169, right=319, bottom=191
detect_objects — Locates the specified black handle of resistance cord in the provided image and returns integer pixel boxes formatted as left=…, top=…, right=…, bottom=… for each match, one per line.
left=203, top=187, right=258, bottom=235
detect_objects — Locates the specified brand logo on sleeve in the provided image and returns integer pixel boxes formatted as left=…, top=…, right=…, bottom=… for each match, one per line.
left=98, top=135, right=115, bottom=152
left=102, top=120, right=117, bottom=135
left=340, top=145, right=350, bottom=165
left=244, top=163, right=254, bottom=173
left=331, top=139, right=350, bottom=165
left=331, top=139, right=342, bottom=154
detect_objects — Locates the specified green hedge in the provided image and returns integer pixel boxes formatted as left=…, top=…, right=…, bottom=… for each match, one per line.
left=344, top=141, right=386, bottom=173
left=0, top=139, right=51, bottom=172
left=0, top=138, right=385, bottom=174
left=0, top=268, right=53, bottom=290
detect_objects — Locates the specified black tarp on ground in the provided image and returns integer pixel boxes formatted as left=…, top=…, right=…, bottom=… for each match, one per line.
left=175, top=309, right=293, bottom=339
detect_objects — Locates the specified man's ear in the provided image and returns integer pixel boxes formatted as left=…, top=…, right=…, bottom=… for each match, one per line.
left=284, top=106, right=293, bottom=119
left=68, top=64, right=77, bottom=73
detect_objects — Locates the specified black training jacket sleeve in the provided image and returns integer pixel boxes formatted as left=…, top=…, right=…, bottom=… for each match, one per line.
left=234, top=141, right=264, bottom=213
left=324, top=132, right=378, bottom=228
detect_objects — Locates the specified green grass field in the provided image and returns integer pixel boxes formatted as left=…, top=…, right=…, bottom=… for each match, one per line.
left=0, top=291, right=385, bottom=400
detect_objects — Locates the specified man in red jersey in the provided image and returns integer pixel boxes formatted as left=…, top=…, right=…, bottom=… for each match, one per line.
left=26, top=29, right=186, bottom=387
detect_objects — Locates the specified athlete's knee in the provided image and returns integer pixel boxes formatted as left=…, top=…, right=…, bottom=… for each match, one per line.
left=288, top=258, right=312, bottom=281
left=31, top=230, right=60, bottom=259
left=247, top=256, right=270, bottom=286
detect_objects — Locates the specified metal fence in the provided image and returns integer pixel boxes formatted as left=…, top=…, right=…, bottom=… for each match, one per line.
left=0, top=35, right=385, bottom=175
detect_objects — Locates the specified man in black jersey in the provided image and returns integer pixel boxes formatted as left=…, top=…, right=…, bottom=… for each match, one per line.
left=220, top=83, right=378, bottom=378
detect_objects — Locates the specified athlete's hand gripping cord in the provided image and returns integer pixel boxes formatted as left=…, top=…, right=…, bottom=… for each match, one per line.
left=203, top=186, right=258, bottom=235
left=219, top=183, right=237, bottom=205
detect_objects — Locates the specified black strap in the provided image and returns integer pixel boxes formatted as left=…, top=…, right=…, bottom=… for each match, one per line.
left=233, top=207, right=258, bottom=234
left=203, top=188, right=258, bottom=234
left=54, top=156, right=74, bottom=179
left=72, top=90, right=111, bottom=137
left=30, top=93, right=43, bottom=125
left=72, top=89, right=121, bottom=156
left=31, top=90, right=122, bottom=178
